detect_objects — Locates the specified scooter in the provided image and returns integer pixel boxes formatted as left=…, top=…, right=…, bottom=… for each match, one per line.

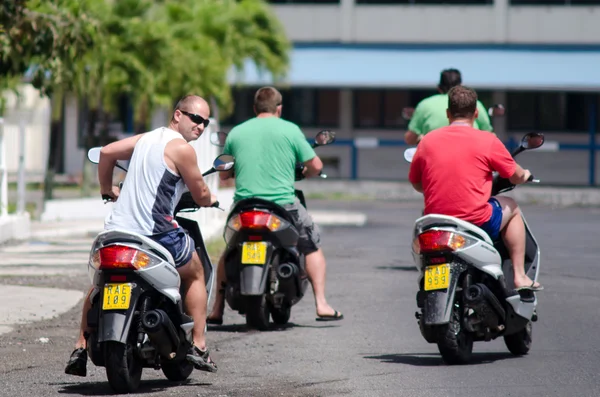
left=210, top=129, right=335, bottom=330
left=84, top=147, right=233, bottom=393
left=404, top=132, right=544, bottom=365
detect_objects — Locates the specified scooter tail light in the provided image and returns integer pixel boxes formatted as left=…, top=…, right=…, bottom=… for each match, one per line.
left=230, top=210, right=285, bottom=231
left=417, top=230, right=475, bottom=254
left=95, top=245, right=152, bottom=270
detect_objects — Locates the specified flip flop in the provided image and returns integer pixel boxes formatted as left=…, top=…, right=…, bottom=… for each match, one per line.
left=186, top=346, right=218, bottom=373
left=515, top=281, right=544, bottom=292
left=316, top=310, right=344, bottom=322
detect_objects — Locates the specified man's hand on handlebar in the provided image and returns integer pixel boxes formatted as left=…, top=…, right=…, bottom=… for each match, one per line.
left=101, top=185, right=120, bottom=202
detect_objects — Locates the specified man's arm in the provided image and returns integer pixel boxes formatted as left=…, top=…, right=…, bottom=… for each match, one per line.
left=476, top=101, right=494, bottom=132
left=508, top=164, right=532, bottom=185
left=169, top=142, right=213, bottom=207
left=302, top=156, right=323, bottom=178
left=411, top=182, right=423, bottom=193
left=98, top=134, right=144, bottom=196
left=405, top=102, right=426, bottom=145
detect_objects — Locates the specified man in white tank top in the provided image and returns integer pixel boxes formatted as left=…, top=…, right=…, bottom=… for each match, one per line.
left=65, top=95, right=219, bottom=376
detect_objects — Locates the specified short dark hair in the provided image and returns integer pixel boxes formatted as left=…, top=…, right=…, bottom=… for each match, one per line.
left=439, top=69, right=462, bottom=93
left=254, top=87, right=282, bottom=114
left=447, top=86, right=478, bottom=119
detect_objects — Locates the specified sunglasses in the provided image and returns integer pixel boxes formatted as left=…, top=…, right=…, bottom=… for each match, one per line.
left=180, top=110, right=210, bottom=128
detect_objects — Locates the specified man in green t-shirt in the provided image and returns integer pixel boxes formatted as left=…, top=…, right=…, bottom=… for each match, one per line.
left=207, top=86, right=343, bottom=324
left=404, top=69, right=494, bottom=145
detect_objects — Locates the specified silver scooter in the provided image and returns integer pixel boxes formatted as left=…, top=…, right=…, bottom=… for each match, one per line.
left=404, top=132, right=544, bottom=365
left=84, top=148, right=233, bottom=393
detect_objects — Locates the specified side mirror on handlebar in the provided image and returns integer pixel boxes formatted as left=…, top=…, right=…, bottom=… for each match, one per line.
left=202, top=154, right=235, bottom=177
left=487, top=104, right=506, bottom=118
left=210, top=131, right=228, bottom=148
left=313, top=130, right=336, bottom=147
left=87, top=146, right=128, bottom=172
left=403, top=147, right=417, bottom=163
left=213, top=154, right=235, bottom=172
left=521, top=132, right=545, bottom=150
left=88, top=147, right=101, bottom=164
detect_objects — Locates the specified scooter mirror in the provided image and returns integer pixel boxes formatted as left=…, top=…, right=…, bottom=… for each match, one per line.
left=488, top=104, right=506, bottom=118
left=315, top=130, right=336, bottom=146
left=521, top=132, right=545, bottom=150
left=402, top=107, right=415, bottom=121
left=404, top=147, right=417, bottom=163
left=210, top=131, right=228, bottom=147
left=213, top=154, right=235, bottom=171
left=87, top=147, right=102, bottom=164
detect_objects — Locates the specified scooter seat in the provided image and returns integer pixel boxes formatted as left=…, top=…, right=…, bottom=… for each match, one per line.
left=415, top=214, right=494, bottom=246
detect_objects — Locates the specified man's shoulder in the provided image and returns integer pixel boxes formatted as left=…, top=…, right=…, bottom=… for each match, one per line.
left=418, top=94, right=445, bottom=108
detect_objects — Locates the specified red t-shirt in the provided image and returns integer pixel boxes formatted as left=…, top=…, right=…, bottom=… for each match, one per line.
left=408, top=125, right=516, bottom=226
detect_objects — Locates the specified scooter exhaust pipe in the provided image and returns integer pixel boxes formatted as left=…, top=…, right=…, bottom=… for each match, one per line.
left=141, top=309, right=180, bottom=360
left=465, top=284, right=506, bottom=321
left=277, top=263, right=298, bottom=280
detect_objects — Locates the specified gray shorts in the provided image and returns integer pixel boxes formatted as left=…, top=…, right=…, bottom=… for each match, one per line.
left=282, top=198, right=321, bottom=255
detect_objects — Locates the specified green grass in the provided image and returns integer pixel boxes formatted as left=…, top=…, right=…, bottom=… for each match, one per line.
left=7, top=202, right=37, bottom=218
left=205, top=236, right=226, bottom=263
left=305, top=191, right=373, bottom=201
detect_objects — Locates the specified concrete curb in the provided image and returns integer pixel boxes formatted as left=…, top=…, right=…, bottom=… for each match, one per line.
left=0, top=285, right=84, bottom=336
left=296, top=179, right=600, bottom=207
left=0, top=214, right=31, bottom=245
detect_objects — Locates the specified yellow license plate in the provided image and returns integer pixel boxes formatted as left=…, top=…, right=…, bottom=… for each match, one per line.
left=424, top=264, right=451, bottom=291
left=102, top=283, right=132, bottom=310
left=241, top=242, right=267, bottom=265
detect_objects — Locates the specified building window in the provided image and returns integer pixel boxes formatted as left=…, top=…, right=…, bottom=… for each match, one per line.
left=356, top=0, right=493, bottom=4
left=222, top=88, right=340, bottom=128
left=353, top=89, right=410, bottom=129
left=507, top=92, right=597, bottom=132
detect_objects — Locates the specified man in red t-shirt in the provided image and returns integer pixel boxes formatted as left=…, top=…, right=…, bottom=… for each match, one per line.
left=408, top=86, right=543, bottom=291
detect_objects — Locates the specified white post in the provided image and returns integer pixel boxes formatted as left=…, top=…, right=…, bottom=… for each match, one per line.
left=17, top=118, right=26, bottom=214
left=0, top=117, right=7, bottom=217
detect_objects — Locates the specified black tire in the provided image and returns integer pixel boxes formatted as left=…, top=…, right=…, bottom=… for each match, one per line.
left=504, top=321, right=532, bottom=356
left=245, top=295, right=270, bottom=330
left=436, top=302, right=473, bottom=365
left=104, top=341, right=143, bottom=394
left=270, top=303, right=291, bottom=325
left=161, top=358, right=194, bottom=382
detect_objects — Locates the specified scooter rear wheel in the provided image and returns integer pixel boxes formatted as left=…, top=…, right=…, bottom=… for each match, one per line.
left=504, top=321, right=532, bottom=356
left=246, top=295, right=271, bottom=331
left=104, top=341, right=143, bottom=394
left=436, top=302, right=473, bottom=365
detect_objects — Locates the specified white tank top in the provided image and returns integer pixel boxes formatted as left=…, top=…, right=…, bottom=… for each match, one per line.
left=104, top=127, right=188, bottom=236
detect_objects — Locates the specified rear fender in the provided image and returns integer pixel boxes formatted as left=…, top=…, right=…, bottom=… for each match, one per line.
left=97, top=282, right=143, bottom=343
left=421, top=263, right=467, bottom=325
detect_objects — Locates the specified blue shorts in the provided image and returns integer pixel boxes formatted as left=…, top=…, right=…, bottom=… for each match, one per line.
left=479, top=198, right=503, bottom=241
left=148, top=227, right=195, bottom=268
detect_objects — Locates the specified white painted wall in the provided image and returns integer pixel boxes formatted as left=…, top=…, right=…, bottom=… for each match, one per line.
left=273, top=3, right=600, bottom=44
left=2, top=85, right=51, bottom=180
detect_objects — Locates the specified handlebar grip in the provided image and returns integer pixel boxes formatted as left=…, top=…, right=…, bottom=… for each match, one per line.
left=527, top=174, right=534, bottom=182
left=102, top=194, right=114, bottom=202
left=211, top=201, right=220, bottom=208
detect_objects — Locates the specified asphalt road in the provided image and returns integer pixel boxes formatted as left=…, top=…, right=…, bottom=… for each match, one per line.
left=1, top=199, right=600, bottom=397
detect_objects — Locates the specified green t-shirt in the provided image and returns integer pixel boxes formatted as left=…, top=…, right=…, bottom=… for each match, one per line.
left=223, top=117, right=316, bottom=205
left=408, top=94, right=493, bottom=136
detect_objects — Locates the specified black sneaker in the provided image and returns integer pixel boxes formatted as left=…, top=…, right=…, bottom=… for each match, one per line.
left=64, top=348, right=87, bottom=377
left=186, top=346, right=218, bottom=373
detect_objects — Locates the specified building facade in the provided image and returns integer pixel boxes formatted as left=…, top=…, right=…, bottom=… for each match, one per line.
left=223, top=0, right=600, bottom=186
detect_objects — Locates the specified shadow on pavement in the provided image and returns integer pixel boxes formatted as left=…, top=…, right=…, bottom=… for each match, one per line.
left=363, top=351, right=518, bottom=367
left=55, top=378, right=211, bottom=395
left=208, top=321, right=340, bottom=333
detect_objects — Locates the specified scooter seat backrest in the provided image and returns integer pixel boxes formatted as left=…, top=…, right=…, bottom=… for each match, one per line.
left=93, top=229, right=175, bottom=265
left=229, top=197, right=296, bottom=225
